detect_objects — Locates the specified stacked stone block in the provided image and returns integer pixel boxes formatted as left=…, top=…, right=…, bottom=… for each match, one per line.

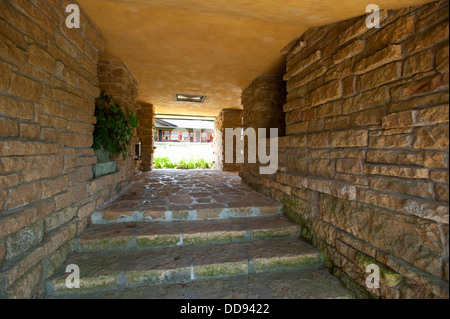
left=137, top=102, right=155, bottom=171
left=213, top=109, right=243, bottom=171
left=241, top=75, right=285, bottom=132
left=241, top=75, right=285, bottom=177
left=240, top=0, right=449, bottom=298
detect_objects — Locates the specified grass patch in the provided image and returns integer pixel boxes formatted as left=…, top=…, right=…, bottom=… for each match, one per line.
left=154, top=156, right=213, bottom=169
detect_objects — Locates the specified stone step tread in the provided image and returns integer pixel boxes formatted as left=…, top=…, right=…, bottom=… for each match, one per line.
left=78, top=215, right=301, bottom=251
left=92, top=203, right=282, bottom=224
left=47, top=267, right=354, bottom=299
left=47, top=238, right=322, bottom=295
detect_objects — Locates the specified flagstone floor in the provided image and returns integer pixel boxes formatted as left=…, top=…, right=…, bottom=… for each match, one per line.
left=93, top=170, right=282, bottom=223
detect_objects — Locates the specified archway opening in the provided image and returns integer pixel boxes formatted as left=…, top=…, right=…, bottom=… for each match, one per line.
left=153, top=117, right=215, bottom=169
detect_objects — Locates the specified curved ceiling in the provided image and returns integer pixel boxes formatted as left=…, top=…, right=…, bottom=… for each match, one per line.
left=78, top=0, right=429, bottom=116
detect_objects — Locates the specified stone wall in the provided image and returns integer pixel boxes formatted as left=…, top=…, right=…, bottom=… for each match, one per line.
left=97, top=60, right=141, bottom=176
left=240, top=0, right=449, bottom=298
left=0, top=0, right=135, bottom=298
left=137, top=102, right=155, bottom=171
left=213, top=109, right=242, bottom=171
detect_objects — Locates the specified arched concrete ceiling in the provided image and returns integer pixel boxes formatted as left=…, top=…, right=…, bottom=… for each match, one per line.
left=78, top=0, right=430, bottom=116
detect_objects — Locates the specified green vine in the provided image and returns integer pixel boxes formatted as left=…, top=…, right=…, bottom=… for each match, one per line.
left=92, top=92, right=139, bottom=160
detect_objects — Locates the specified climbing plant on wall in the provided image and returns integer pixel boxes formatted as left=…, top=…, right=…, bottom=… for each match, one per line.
left=92, top=92, right=139, bottom=160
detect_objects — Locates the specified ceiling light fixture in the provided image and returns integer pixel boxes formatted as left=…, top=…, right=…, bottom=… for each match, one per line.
left=175, top=94, right=206, bottom=103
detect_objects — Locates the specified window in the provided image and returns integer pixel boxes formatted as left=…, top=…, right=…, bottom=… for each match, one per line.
left=171, top=131, right=178, bottom=140
left=201, top=132, right=207, bottom=142
left=175, top=94, right=206, bottom=103
left=182, top=131, right=189, bottom=141
left=163, top=131, right=170, bottom=141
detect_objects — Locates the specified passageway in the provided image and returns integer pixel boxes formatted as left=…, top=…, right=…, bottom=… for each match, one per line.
left=0, top=0, right=447, bottom=299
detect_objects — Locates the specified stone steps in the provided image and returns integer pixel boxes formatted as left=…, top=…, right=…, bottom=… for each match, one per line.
left=45, top=237, right=323, bottom=296
left=77, top=215, right=300, bottom=252
left=41, top=171, right=355, bottom=299
left=47, top=267, right=354, bottom=299
left=42, top=169, right=351, bottom=299
left=90, top=204, right=282, bottom=224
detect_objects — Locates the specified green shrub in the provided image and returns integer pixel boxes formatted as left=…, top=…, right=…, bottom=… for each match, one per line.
left=154, top=157, right=175, bottom=169
left=153, top=156, right=213, bottom=169
left=92, top=92, right=138, bottom=160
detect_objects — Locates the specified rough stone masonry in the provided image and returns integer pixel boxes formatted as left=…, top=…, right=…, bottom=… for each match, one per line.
left=0, top=0, right=143, bottom=297
left=240, top=0, right=449, bottom=298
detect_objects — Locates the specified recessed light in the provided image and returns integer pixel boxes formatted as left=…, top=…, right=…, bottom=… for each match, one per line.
left=175, top=94, right=206, bottom=103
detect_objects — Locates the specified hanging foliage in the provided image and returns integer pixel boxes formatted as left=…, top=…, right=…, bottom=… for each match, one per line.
left=92, top=92, right=139, bottom=160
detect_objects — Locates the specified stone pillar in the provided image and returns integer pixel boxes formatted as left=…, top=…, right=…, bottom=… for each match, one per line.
left=213, top=109, right=243, bottom=171
left=137, top=103, right=155, bottom=171
left=98, top=60, right=138, bottom=108
left=241, top=74, right=285, bottom=134
left=240, top=75, right=285, bottom=180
